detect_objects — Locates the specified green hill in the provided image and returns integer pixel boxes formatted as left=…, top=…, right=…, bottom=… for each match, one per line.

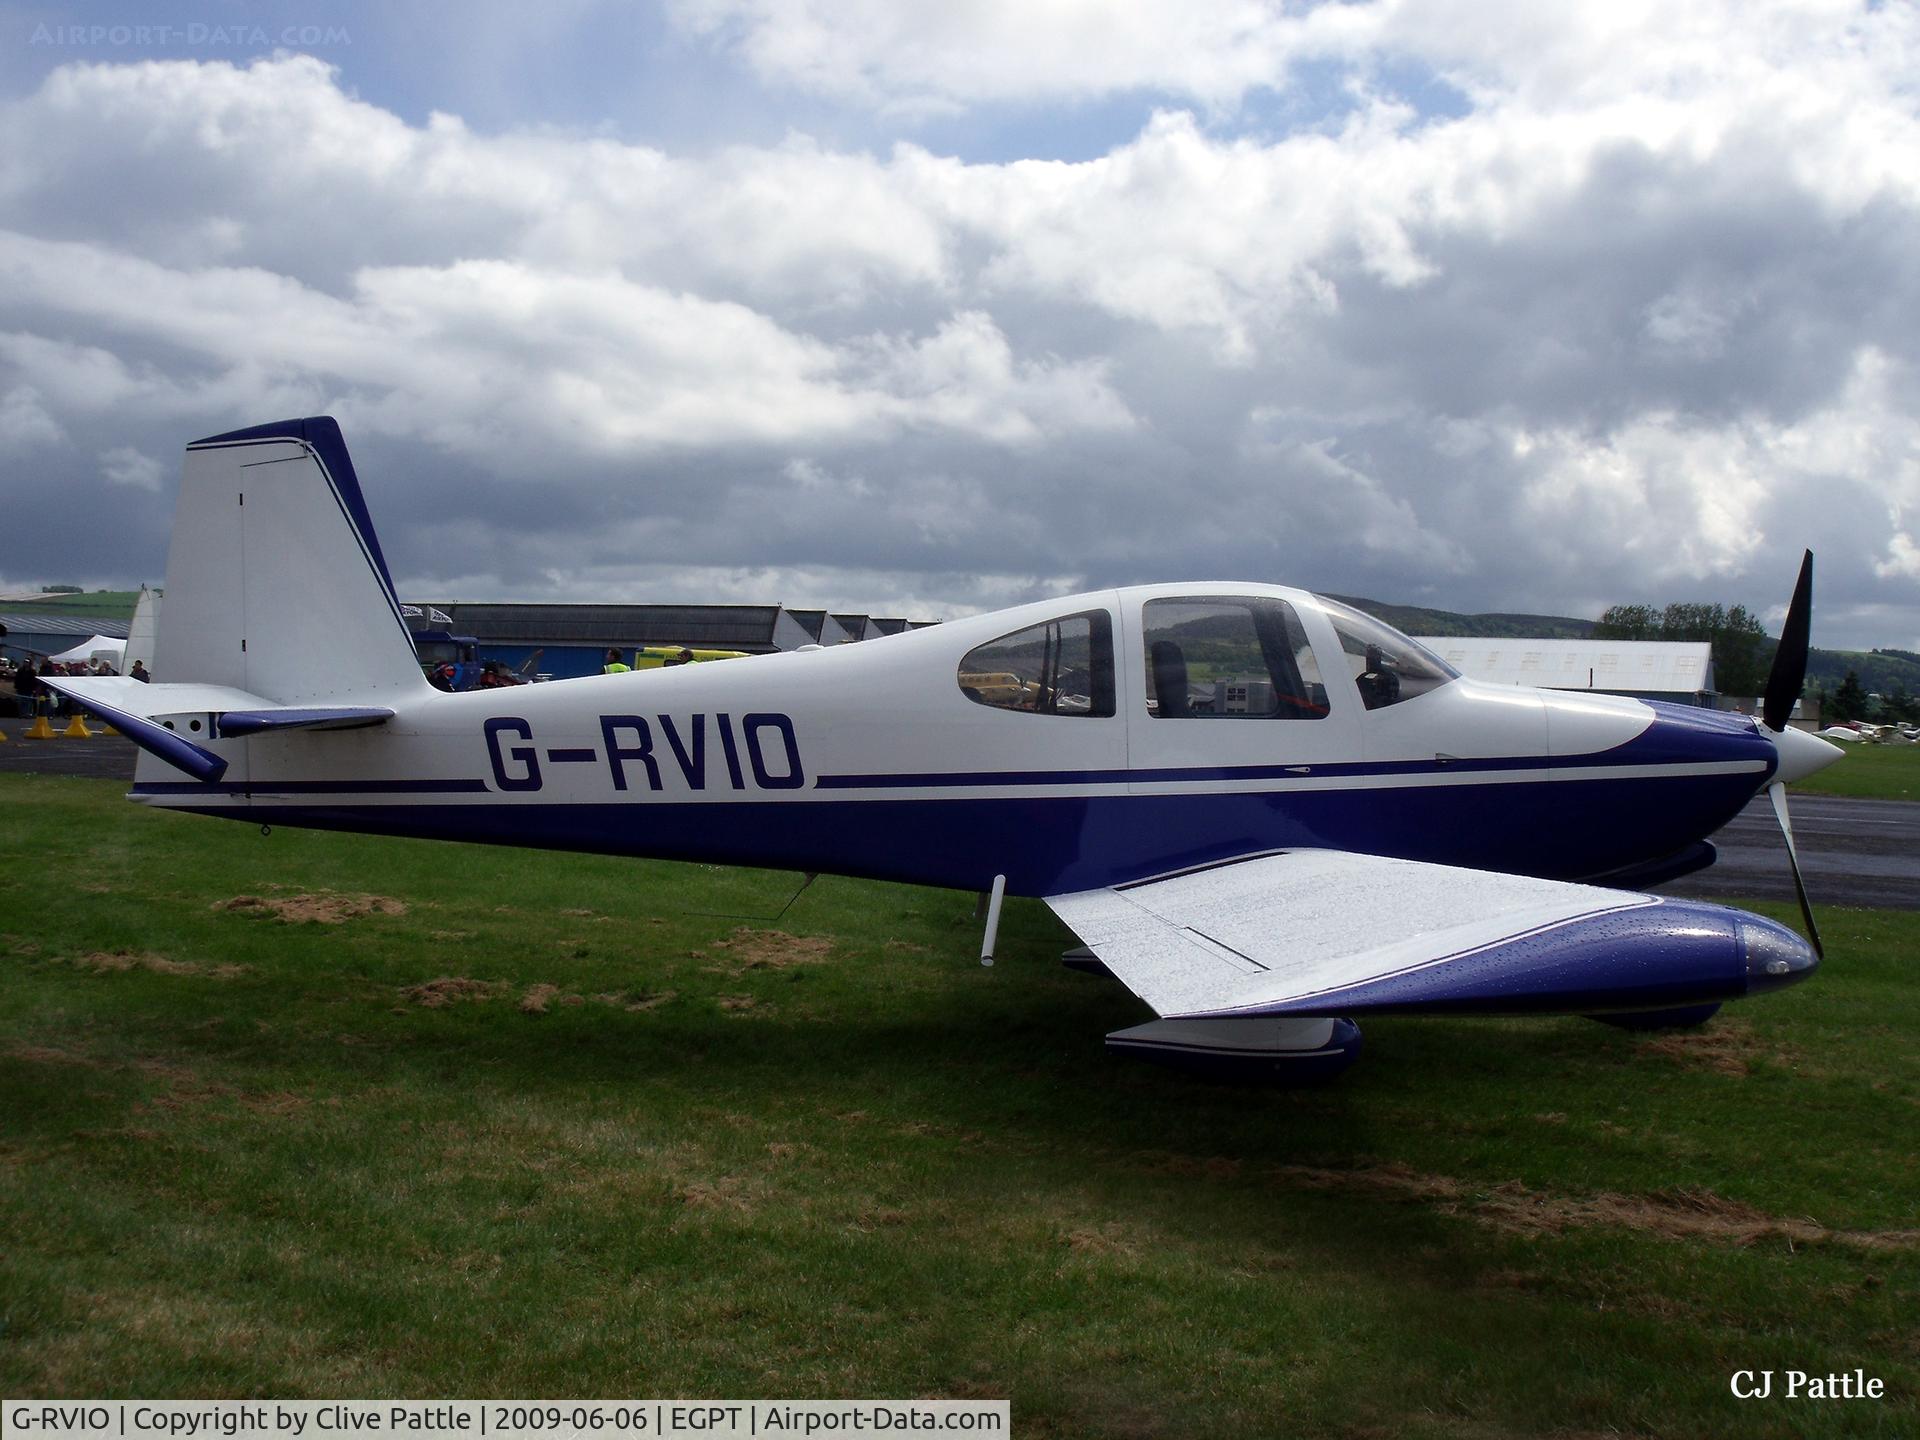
left=1331, top=596, right=1598, bottom=640
left=1805, top=648, right=1920, bottom=698
left=10, top=590, right=141, bottom=622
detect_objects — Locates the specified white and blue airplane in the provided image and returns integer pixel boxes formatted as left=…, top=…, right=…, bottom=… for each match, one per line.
left=48, top=418, right=1844, bottom=1080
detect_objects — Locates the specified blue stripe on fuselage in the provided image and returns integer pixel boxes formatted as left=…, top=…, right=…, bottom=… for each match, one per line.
left=147, top=767, right=1763, bottom=896
left=133, top=701, right=1774, bottom=892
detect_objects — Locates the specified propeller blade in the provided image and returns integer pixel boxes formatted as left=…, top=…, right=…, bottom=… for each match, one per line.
left=1766, top=781, right=1823, bottom=962
left=1762, top=550, right=1813, bottom=732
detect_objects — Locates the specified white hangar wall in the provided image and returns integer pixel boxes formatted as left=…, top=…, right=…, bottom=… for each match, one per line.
left=1414, top=638, right=1715, bottom=702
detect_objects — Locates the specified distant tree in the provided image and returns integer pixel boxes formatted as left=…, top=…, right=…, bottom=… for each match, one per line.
left=40, top=584, right=81, bottom=594
left=1595, top=605, right=1663, bottom=640
left=1596, top=600, right=1770, bottom=694
left=1830, top=671, right=1868, bottom=724
left=1701, top=604, right=1770, bottom=697
left=1879, top=684, right=1919, bottom=725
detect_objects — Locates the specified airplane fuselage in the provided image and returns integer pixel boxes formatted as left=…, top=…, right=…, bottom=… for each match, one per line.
left=131, top=582, right=1779, bottom=896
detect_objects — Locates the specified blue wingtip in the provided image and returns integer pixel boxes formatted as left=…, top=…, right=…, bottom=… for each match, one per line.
left=1736, top=914, right=1819, bottom=993
left=1238, top=897, right=1772, bottom=1017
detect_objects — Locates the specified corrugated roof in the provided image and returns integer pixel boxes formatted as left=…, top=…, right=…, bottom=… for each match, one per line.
left=1415, top=637, right=1714, bottom=694
left=406, top=602, right=938, bottom=653
left=415, top=603, right=789, bottom=651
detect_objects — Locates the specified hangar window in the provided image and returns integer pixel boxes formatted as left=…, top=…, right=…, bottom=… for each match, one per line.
left=1316, top=598, right=1459, bottom=710
left=958, top=610, right=1116, bottom=717
left=1142, top=597, right=1327, bottom=718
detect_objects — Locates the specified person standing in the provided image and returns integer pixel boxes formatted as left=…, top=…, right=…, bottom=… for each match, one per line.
left=603, top=648, right=631, bottom=674
left=13, top=656, right=41, bottom=718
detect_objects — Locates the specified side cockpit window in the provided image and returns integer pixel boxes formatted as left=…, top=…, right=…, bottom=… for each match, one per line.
left=1316, top=598, right=1459, bottom=710
left=959, top=610, right=1116, bottom=717
left=1142, top=596, right=1327, bottom=718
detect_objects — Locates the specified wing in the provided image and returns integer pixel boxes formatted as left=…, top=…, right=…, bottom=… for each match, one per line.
left=1045, top=849, right=1816, bottom=1018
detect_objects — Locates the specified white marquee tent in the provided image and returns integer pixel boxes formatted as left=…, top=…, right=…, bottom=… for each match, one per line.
left=48, top=634, right=126, bottom=669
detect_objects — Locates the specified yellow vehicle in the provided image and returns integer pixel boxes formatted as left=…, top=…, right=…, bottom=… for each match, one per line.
left=958, top=670, right=1041, bottom=707
left=627, top=646, right=750, bottom=670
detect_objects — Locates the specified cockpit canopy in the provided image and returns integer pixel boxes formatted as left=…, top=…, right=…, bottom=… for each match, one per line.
left=954, top=590, right=1459, bottom=719
left=1313, top=597, right=1459, bottom=710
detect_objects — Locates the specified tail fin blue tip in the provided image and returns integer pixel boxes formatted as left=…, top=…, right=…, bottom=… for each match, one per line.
left=190, top=416, right=395, bottom=598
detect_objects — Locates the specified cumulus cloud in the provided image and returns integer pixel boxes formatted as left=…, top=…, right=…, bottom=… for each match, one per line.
left=666, top=0, right=1380, bottom=115
left=0, top=4, right=1916, bottom=646
left=0, top=231, right=1132, bottom=466
left=0, top=385, right=65, bottom=451
left=1879, top=535, right=1920, bottom=583
left=98, top=445, right=164, bottom=491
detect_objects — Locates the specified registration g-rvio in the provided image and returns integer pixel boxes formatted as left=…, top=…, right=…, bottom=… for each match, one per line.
left=482, top=712, right=806, bottom=795
left=45, top=417, right=1845, bottom=1081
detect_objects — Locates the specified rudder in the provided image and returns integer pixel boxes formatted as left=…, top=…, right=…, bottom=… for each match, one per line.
left=155, top=417, right=428, bottom=705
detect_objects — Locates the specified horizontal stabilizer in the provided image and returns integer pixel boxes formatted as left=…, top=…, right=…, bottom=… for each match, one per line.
left=1046, top=849, right=1817, bottom=1018
left=215, top=707, right=394, bottom=736
left=38, top=675, right=273, bottom=718
left=37, top=675, right=231, bottom=783
left=38, top=676, right=394, bottom=783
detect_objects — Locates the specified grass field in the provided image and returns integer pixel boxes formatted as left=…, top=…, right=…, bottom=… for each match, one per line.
left=2, top=774, right=1916, bottom=1437
left=1791, top=737, right=1920, bottom=801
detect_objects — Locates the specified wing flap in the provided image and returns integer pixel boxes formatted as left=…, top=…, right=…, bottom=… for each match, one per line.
left=1047, top=850, right=1795, bottom=1018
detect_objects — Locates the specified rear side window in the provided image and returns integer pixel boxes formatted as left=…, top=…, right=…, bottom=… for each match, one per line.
left=958, top=610, right=1116, bottom=717
left=1142, top=596, right=1327, bottom=719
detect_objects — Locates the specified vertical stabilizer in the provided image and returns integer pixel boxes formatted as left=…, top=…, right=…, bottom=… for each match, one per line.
left=153, top=417, right=428, bottom=704
left=123, top=584, right=160, bottom=674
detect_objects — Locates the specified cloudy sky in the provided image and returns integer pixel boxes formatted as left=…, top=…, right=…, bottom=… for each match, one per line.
left=1, top=1, right=1916, bottom=647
